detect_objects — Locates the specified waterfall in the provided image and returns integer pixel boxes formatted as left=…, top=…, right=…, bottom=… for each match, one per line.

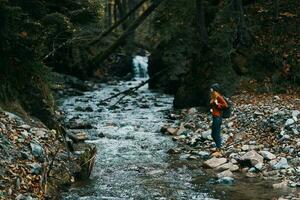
left=132, top=55, right=149, bottom=78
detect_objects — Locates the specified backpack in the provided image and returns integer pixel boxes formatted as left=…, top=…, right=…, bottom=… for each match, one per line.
left=222, top=96, right=232, bottom=118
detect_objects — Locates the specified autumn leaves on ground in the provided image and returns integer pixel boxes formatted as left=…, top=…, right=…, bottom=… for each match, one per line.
left=0, top=0, right=299, bottom=199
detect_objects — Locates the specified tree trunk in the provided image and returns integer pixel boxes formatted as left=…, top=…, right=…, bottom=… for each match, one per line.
left=92, top=0, right=164, bottom=64
left=195, top=0, right=208, bottom=46
left=107, top=0, right=113, bottom=27
left=89, top=0, right=148, bottom=46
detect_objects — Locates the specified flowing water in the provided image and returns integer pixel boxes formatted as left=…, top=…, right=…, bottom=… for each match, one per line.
left=60, top=77, right=293, bottom=200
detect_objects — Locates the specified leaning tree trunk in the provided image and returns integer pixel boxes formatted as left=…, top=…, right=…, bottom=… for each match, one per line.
left=92, top=0, right=164, bottom=65
left=89, top=0, right=149, bottom=46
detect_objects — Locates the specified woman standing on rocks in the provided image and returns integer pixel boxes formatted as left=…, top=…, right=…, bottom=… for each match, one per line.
left=209, top=83, right=228, bottom=156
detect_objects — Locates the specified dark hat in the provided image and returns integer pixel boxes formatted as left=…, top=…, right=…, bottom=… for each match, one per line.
left=211, top=83, right=221, bottom=92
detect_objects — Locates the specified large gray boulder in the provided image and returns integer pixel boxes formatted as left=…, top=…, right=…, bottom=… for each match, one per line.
left=239, top=150, right=263, bottom=167
left=203, top=157, right=227, bottom=168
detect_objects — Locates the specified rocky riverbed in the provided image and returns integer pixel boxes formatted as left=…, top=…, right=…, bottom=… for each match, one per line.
left=162, top=92, right=300, bottom=199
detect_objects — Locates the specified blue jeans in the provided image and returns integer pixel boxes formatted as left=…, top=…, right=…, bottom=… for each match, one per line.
left=212, top=116, right=222, bottom=148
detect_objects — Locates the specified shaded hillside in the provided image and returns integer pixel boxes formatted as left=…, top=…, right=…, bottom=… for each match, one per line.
left=147, top=0, right=300, bottom=108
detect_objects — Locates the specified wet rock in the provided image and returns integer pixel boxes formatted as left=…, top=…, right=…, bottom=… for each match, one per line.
left=180, top=154, right=191, bottom=160
left=272, top=157, right=289, bottom=170
left=245, top=172, right=257, bottom=178
left=187, top=108, right=198, bottom=114
left=197, top=151, right=211, bottom=159
left=241, top=145, right=250, bottom=151
left=285, top=118, right=295, bottom=127
left=30, top=143, right=44, bottom=161
left=273, top=180, right=289, bottom=189
left=254, top=162, right=263, bottom=171
left=292, top=110, right=300, bottom=118
left=203, top=157, right=227, bottom=168
left=66, top=119, right=93, bottom=129
left=27, top=163, right=42, bottom=175
left=15, top=194, right=35, bottom=200
left=216, top=177, right=235, bottom=185
left=217, top=170, right=233, bottom=178
left=260, top=151, right=276, bottom=160
left=19, top=124, right=31, bottom=130
left=20, top=151, right=31, bottom=160
left=201, top=130, right=212, bottom=140
left=166, top=127, right=178, bottom=135
left=239, top=150, right=263, bottom=167
left=167, top=148, right=180, bottom=154
left=216, top=162, right=239, bottom=172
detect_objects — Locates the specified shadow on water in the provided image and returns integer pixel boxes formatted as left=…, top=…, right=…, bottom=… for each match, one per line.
left=60, top=78, right=295, bottom=200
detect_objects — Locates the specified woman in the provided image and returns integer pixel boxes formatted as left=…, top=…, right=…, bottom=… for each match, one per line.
left=209, top=83, right=228, bottom=156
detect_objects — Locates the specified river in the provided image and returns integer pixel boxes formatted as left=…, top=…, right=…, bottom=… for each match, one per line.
left=60, top=77, right=292, bottom=200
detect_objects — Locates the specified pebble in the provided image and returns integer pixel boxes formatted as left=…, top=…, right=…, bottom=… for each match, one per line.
left=272, top=157, right=289, bottom=170
left=216, top=177, right=235, bottom=185
left=203, top=157, right=227, bottom=168
left=217, top=170, right=234, bottom=178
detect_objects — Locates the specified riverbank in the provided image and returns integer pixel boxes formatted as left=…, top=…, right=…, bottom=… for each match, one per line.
left=0, top=109, right=72, bottom=199
left=0, top=73, right=98, bottom=200
left=162, top=92, right=300, bottom=199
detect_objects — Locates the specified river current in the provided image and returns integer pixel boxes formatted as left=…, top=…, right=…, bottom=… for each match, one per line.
left=60, top=77, right=292, bottom=200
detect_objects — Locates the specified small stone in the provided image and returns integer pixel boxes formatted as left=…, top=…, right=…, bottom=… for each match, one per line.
left=273, top=180, right=288, bottom=189
left=203, top=157, right=227, bottom=168
left=245, top=172, right=257, bottom=178
left=272, top=157, right=289, bottom=170
left=254, top=162, right=263, bottom=171
left=216, top=177, right=235, bottom=185
left=292, top=128, right=299, bottom=135
left=201, top=130, right=212, bottom=140
left=188, top=108, right=198, bottom=114
left=239, top=150, right=263, bottom=167
left=167, top=148, right=180, bottom=154
left=292, top=110, right=300, bottom=118
left=241, top=145, right=249, bottom=151
left=19, top=124, right=31, bottom=130
left=274, top=96, right=281, bottom=100
left=179, top=154, right=190, bottom=160
left=217, top=170, right=234, bottom=178
left=197, top=151, right=211, bottom=159
left=272, top=108, right=279, bottom=113
left=285, top=118, right=295, bottom=127
left=30, top=143, right=44, bottom=160
left=166, top=127, right=178, bottom=135
left=260, top=151, right=276, bottom=160
left=28, top=163, right=42, bottom=175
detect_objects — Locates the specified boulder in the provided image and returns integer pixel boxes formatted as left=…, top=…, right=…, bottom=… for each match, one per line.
left=217, top=170, right=234, bottom=178
left=273, top=180, right=289, bottom=189
left=203, top=157, right=227, bottom=168
left=216, top=177, right=235, bottom=185
left=216, top=162, right=238, bottom=172
left=30, top=143, right=44, bottom=161
left=166, top=127, right=178, bottom=135
left=201, top=130, right=212, bottom=140
left=260, top=151, right=276, bottom=160
left=272, top=157, right=289, bottom=170
left=239, top=150, right=263, bottom=167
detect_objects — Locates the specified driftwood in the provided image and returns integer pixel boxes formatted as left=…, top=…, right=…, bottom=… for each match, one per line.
left=99, top=79, right=149, bottom=105
left=99, top=66, right=171, bottom=106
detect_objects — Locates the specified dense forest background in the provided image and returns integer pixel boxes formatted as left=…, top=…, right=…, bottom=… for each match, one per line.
left=0, top=0, right=299, bottom=126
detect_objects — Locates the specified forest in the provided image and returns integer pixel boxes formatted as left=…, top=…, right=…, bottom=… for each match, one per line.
left=0, top=0, right=299, bottom=199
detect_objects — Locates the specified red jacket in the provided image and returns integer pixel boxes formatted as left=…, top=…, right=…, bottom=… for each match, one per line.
left=210, top=92, right=228, bottom=117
